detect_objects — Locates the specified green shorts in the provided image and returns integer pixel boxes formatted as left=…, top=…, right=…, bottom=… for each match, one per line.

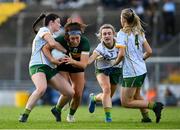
left=122, top=73, right=146, bottom=87
left=95, top=67, right=122, bottom=85
left=29, top=64, right=58, bottom=80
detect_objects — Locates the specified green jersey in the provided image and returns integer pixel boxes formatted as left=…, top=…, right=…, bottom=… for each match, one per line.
left=55, top=35, right=90, bottom=73
left=55, top=35, right=90, bottom=61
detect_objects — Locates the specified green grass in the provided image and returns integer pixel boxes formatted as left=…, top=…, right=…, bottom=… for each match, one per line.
left=0, top=106, right=180, bottom=129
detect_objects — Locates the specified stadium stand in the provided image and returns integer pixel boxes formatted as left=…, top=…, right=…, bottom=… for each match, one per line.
left=0, top=0, right=180, bottom=106
left=0, top=0, right=180, bottom=80
left=0, top=2, right=26, bottom=25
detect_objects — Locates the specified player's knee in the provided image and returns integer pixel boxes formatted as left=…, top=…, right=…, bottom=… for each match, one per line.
left=121, top=102, right=130, bottom=108
left=35, top=88, right=46, bottom=97
left=121, top=99, right=130, bottom=108
left=103, top=87, right=111, bottom=95
left=69, top=89, right=75, bottom=98
left=63, top=89, right=74, bottom=99
left=134, top=95, right=141, bottom=100
left=121, top=100, right=126, bottom=107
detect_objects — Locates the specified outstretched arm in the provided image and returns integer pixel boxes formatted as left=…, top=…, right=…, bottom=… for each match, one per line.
left=64, top=52, right=89, bottom=69
left=88, top=51, right=99, bottom=65
left=113, top=47, right=125, bottom=66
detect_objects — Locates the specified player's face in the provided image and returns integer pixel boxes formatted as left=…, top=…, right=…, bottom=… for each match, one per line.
left=52, top=18, right=61, bottom=32
left=101, top=28, right=114, bottom=45
left=69, top=35, right=81, bottom=45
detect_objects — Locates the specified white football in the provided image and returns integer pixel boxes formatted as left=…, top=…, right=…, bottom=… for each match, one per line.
left=51, top=49, right=66, bottom=59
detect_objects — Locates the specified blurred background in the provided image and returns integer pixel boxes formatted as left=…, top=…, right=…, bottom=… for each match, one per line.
left=0, top=0, right=180, bottom=108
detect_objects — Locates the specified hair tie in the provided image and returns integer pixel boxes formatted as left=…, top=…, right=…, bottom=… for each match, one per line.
left=128, top=8, right=135, bottom=23
left=68, top=30, right=81, bottom=35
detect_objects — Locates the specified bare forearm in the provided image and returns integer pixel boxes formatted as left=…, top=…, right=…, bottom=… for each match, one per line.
left=143, top=41, right=152, bottom=60
left=43, top=48, right=54, bottom=62
left=71, top=60, right=88, bottom=69
left=43, top=34, right=67, bottom=53
left=113, top=56, right=124, bottom=66
left=88, top=51, right=99, bottom=65
left=88, top=57, right=94, bottom=65
left=143, top=52, right=152, bottom=60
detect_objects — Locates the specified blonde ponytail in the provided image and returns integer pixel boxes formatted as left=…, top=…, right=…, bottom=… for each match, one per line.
left=121, top=8, right=146, bottom=35
left=121, top=8, right=147, bottom=49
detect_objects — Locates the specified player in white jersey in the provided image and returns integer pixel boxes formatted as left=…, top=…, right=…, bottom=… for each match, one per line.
left=19, top=13, right=74, bottom=122
left=88, top=24, right=122, bottom=122
left=114, top=8, right=164, bottom=123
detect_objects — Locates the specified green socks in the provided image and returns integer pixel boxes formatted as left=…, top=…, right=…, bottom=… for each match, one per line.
left=93, top=96, right=96, bottom=102
left=141, top=112, right=149, bottom=119
left=24, top=109, right=31, bottom=115
left=104, top=107, right=112, bottom=119
left=56, top=105, right=63, bottom=113
left=69, top=108, right=76, bottom=116
left=148, top=102, right=156, bottom=109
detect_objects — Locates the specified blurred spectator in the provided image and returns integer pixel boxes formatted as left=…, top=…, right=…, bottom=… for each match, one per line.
left=53, top=15, right=69, bottom=37
left=132, top=0, right=145, bottom=21
left=35, top=0, right=42, bottom=4
left=56, top=0, right=69, bottom=10
left=13, top=0, right=30, bottom=3
left=0, top=0, right=14, bottom=2
left=68, top=12, right=84, bottom=24
left=55, top=0, right=91, bottom=9
left=61, top=15, right=69, bottom=27
left=67, top=0, right=85, bottom=9
left=101, top=0, right=129, bottom=8
left=144, top=0, right=160, bottom=36
left=162, top=0, right=176, bottom=39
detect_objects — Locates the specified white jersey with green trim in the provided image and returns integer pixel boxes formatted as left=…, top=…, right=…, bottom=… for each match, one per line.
left=94, top=42, right=122, bottom=69
left=116, top=30, right=147, bottom=78
left=29, top=27, right=53, bottom=68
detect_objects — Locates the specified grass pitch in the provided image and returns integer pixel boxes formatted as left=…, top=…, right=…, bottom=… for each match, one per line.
left=0, top=106, right=180, bottom=129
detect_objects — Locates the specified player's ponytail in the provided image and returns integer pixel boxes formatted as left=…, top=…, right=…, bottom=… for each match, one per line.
left=32, top=13, right=46, bottom=34
left=121, top=8, right=146, bottom=49
left=121, top=8, right=145, bottom=35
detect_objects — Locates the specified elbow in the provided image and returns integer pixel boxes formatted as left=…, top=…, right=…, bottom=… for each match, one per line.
left=80, top=62, right=88, bottom=69
left=81, top=64, right=88, bottom=69
left=48, top=41, right=57, bottom=49
left=120, top=54, right=125, bottom=59
left=87, top=59, right=91, bottom=65
left=122, top=54, right=125, bottom=58
left=120, top=51, right=125, bottom=58
left=49, top=43, right=56, bottom=49
left=88, top=59, right=93, bottom=65
left=148, top=49, right=153, bottom=57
